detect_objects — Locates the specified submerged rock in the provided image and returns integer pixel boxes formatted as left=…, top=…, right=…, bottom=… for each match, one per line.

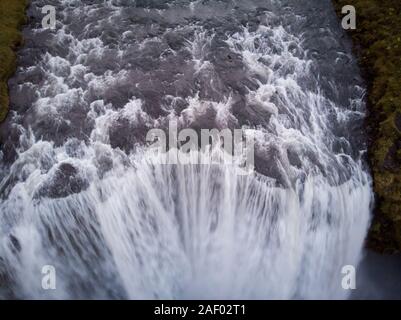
left=35, top=163, right=89, bottom=199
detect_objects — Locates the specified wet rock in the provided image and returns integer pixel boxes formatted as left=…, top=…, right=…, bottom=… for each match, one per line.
left=109, top=117, right=149, bottom=153
left=36, top=163, right=89, bottom=199
left=165, top=32, right=186, bottom=51
left=9, top=234, right=21, bottom=253
left=209, top=44, right=249, bottom=94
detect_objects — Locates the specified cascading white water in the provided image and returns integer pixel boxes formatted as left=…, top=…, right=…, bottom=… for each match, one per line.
left=0, top=0, right=372, bottom=299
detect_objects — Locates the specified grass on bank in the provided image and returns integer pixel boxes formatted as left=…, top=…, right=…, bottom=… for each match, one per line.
left=0, top=0, right=28, bottom=121
left=333, top=0, right=401, bottom=252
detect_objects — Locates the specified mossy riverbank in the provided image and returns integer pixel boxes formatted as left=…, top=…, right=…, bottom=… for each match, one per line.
left=0, top=0, right=28, bottom=121
left=333, top=0, right=401, bottom=253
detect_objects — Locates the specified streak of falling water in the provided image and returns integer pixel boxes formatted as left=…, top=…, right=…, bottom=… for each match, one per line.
left=0, top=0, right=372, bottom=299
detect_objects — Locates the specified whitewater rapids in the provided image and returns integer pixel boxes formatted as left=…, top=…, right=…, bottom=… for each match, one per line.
left=0, top=0, right=372, bottom=299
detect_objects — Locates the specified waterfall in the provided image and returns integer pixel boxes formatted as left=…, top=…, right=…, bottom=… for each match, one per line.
left=0, top=0, right=372, bottom=299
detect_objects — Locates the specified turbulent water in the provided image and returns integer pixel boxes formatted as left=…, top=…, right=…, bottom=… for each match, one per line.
left=0, top=0, right=372, bottom=299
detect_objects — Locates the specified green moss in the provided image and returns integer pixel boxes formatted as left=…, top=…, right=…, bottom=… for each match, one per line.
left=0, top=0, right=28, bottom=121
left=333, top=0, right=401, bottom=253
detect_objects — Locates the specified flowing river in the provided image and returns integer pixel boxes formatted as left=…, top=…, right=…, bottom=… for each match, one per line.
left=0, top=0, right=372, bottom=299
